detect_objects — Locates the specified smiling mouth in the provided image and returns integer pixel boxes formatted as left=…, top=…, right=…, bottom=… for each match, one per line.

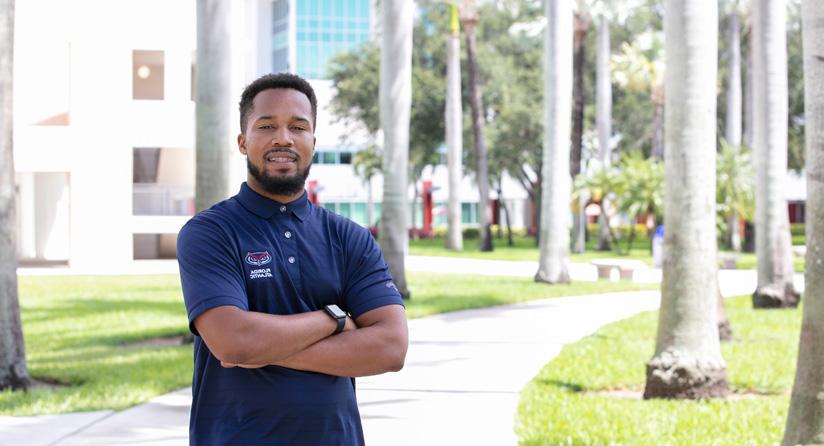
left=265, top=150, right=298, bottom=164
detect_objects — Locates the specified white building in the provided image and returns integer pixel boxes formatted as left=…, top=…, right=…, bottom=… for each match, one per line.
left=14, top=0, right=529, bottom=269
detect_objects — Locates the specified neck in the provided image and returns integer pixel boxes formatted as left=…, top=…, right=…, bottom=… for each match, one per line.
left=246, top=176, right=304, bottom=204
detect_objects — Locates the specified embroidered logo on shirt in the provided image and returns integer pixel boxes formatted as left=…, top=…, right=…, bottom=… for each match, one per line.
left=385, top=281, right=399, bottom=292
left=245, top=251, right=272, bottom=266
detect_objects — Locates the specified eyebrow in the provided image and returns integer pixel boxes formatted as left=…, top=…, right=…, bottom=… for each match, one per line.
left=254, top=115, right=312, bottom=126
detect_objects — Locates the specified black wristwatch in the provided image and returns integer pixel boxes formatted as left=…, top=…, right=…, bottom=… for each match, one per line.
left=324, top=304, right=347, bottom=335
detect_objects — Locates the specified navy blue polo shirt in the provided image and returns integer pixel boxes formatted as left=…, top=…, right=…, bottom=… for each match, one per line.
left=177, top=182, right=404, bottom=445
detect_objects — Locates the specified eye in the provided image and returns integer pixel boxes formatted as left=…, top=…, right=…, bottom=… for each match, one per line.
left=291, top=125, right=307, bottom=131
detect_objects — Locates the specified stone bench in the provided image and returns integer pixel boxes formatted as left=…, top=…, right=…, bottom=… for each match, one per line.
left=591, top=259, right=647, bottom=281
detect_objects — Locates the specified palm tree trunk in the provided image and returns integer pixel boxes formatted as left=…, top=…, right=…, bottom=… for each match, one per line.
left=535, top=0, right=572, bottom=284
left=379, top=0, right=412, bottom=299
left=725, top=12, right=743, bottom=147
left=571, top=9, right=589, bottom=255
left=461, top=3, right=493, bottom=252
left=782, top=2, right=824, bottom=442
left=0, top=0, right=30, bottom=391
left=644, top=0, right=728, bottom=399
left=596, top=17, right=613, bottom=251
left=366, top=176, right=374, bottom=227
left=751, top=0, right=800, bottom=308
left=446, top=5, right=463, bottom=251
left=195, top=0, right=231, bottom=213
left=744, top=17, right=754, bottom=150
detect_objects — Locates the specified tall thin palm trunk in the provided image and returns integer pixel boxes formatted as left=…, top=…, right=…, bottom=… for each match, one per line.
left=379, top=0, right=412, bottom=299
left=726, top=11, right=743, bottom=252
left=535, top=0, right=572, bottom=284
left=571, top=4, right=589, bottom=255
left=751, top=0, right=800, bottom=308
left=445, top=4, right=463, bottom=251
left=644, top=0, right=728, bottom=399
left=195, top=0, right=231, bottom=213
left=0, top=0, right=30, bottom=391
left=461, top=1, right=493, bottom=252
left=596, top=17, right=612, bottom=251
left=781, top=1, right=824, bottom=443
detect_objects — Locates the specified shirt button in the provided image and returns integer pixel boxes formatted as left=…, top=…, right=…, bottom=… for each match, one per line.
left=280, top=205, right=287, bottom=213
left=284, top=231, right=292, bottom=239
left=288, top=256, right=296, bottom=264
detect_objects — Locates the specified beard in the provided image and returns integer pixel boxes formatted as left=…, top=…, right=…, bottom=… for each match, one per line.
left=247, top=157, right=312, bottom=198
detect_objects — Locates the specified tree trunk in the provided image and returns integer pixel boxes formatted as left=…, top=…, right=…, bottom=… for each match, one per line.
left=651, top=88, right=665, bottom=160
left=379, top=0, right=412, bottom=299
left=744, top=17, right=755, bottom=150
left=571, top=10, right=588, bottom=255
left=725, top=12, right=743, bottom=147
left=462, top=6, right=493, bottom=252
left=445, top=5, right=464, bottom=251
left=782, top=2, right=824, bottom=443
left=751, top=0, right=800, bottom=308
left=535, top=0, right=572, bottom=284
left=0, top=0, right=30, bottom=391
left=596, top=17, right=613, bottom=251
left=195, top=0, right=231, bottom=213
left=645, top=0, right=728, bottom=400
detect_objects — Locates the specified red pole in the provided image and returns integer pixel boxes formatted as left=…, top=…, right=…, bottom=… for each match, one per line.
left=423, top=180, right=433, bottom=236
left=308, top=180, right=319, bottom=205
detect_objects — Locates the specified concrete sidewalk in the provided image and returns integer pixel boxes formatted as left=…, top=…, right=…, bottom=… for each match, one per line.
left=4, top=257, right=800, bottom=445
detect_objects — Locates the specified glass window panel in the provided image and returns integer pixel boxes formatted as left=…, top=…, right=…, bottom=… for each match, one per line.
left=338, top=202, right=351, bottom=218
left=322, top=152, right=337, bottom=164
left=352, top=203, right=367, bottom=225
left=339, top=152, right=352, bottom=164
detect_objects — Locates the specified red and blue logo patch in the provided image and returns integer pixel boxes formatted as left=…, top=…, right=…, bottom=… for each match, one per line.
left=245, top=251, right=272, bottom=266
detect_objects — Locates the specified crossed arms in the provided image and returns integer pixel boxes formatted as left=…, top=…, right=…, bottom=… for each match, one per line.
left=193, top=303, right=408, bottom=377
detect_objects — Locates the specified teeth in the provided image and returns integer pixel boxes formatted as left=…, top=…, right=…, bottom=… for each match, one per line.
left=267, top=157, right=294, bottom=162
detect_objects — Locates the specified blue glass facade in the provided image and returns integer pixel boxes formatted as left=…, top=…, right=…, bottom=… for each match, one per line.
left=272, top=0, right=371, bottom=80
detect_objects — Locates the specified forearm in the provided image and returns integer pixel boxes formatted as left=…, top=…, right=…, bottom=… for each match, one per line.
left=197, top=307, right=338, bottom=365
left=274, top=321, right=407, bottom=377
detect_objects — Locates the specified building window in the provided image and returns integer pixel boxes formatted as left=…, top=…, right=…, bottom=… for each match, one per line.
left=133, top=50, right=165, bottom=100
left=461, top=202, right=479, bottom=225
left=134, top=233, right=178, bottom=260
left=133, top=147, right=194, bottom=216
left=339, top=152, right=352, bottom=164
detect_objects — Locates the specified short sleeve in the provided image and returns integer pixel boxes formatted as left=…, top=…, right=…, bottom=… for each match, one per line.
left=342, top=227, right=405, bottom=319
left=177, top=218, right=248, bottom=335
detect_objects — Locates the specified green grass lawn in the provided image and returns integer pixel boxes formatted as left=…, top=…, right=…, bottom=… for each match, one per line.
left=410, top=235, right=807, bottom=272
left=3, top=272, right=656, bottom=416
left=517, top=295, right=800, bottom=445
left=409, top=235, right=655, bottom=264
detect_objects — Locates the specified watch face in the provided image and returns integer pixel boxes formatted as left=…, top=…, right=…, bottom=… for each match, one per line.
left=326, top=305, right=346, bottom=319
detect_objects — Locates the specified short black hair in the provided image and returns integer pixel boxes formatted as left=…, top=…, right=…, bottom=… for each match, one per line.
left=238, top=72, right=318, bottom=133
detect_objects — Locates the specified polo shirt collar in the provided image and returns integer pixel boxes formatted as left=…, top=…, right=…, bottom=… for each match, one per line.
left=236, top=182, right=310, bottom=221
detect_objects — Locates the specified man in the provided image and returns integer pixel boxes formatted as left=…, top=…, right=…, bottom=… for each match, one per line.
left=177, top=72, right=408, bottom=445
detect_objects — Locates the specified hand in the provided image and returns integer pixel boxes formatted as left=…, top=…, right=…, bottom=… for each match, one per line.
left=343, top=316, right=358, bottom=332
left=220, top=361, right=267, bottom=369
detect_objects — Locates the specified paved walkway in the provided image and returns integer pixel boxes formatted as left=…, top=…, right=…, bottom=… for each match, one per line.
left=3, top=257, right=802, bottom=445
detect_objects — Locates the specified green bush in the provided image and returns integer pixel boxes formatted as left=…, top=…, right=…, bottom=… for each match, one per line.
left=462, top=227, right=480, bottom=239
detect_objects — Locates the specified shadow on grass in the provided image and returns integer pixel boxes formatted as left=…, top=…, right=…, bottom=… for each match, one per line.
left=537, top=379, right=586, bottom=393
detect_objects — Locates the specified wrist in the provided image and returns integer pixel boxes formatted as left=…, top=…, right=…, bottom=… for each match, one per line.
left=324, top=304, right=347, bottom=335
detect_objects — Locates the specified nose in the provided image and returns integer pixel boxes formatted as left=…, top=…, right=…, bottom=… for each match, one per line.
left=271, top=126, right=293, bottom=146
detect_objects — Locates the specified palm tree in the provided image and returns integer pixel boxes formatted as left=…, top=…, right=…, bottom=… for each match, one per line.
left=644, top=0, right=728, bottom=400
left=535, top=0, right=572, bottom=284
left=195, top=0, right=231, bottom=213
left=717, top=141, right=755, bottom=249
left=571, top=0, right=591, bottom=255
left=0, top=0, right=30, bottom=391
left=724, top=2, right=744, bottom=251
left=379, top=0, right=413, bottom=299
left=460, top=0, right=493, bottom=252
left=445, top=3, right=463, bottom=251
left=751, top=0, right=800, bottom=308
left=595, top=14, right=613, bottom=251
left=781, top=1, right=824, bottom=442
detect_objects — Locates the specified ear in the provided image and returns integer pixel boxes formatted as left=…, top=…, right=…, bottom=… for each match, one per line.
left=237, top=133, right=247, bottom=155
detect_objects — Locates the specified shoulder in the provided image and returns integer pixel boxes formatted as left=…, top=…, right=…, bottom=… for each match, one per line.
left=179, top=198, right=245, bottom=246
